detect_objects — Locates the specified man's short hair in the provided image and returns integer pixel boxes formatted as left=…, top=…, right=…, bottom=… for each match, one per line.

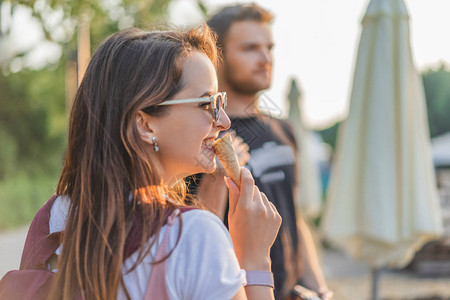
left=207, top=3, right=273, bottom=51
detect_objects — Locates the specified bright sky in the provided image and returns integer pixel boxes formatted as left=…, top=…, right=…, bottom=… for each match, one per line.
left=169, top=0, right=450, bottom=129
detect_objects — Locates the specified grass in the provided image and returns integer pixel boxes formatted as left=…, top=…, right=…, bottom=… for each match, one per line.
left=0, top=174, right=58, bottom=229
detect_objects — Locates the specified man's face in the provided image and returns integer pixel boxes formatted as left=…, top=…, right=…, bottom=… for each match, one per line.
left=220, top=20, right=274, bottom=95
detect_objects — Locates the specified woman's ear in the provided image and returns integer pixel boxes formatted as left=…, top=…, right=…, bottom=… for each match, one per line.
left=136, top=111, right=155, bottom=146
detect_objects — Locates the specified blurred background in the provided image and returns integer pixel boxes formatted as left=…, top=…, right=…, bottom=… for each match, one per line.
left=1, top=0, right=450, bottom=299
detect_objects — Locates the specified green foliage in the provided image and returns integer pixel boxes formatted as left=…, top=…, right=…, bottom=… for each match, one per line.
left=422, top=65, right=450, bottom=138
left=197, top=0, right=209, bottom=18
left=14, top=0, right=171, bottom=36
left=0, top=64, right=66, bottom=180
left=0, top=174, right=57, bottom=228
left=317, top=122, right=340, bottom=151
left=0, top=64, right=66, bottom=229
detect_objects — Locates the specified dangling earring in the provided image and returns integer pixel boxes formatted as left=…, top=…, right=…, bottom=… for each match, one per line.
left=152, top=136, right=159, bottom=152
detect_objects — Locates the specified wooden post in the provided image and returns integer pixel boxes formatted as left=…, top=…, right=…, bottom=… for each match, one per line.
left=77, top=9, right=91, bottom=87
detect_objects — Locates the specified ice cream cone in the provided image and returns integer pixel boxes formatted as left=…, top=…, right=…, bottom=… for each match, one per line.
left=212, top=133, right=241, bottom=187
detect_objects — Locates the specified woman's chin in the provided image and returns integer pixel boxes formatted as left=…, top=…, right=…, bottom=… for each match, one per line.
left=192, top=150, right=216, bottom=174
left=200, top=158, right=216, bottom=174
left=205, top=162, right=217, bottom=174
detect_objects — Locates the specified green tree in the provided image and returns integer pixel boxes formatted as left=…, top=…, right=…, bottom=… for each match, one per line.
left=0, top=65, right=67, bottom=228
left=317, top=122, right=340, bottom=151
left=0, top=63, right=66, bottom=177
left=422, top=64, right=450, bottom=138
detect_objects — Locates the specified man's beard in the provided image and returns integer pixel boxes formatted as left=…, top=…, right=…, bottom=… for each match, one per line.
left=223, top=66, right=271, bottom=95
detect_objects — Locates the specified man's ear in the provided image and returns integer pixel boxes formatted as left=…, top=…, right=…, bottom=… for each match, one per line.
left=136, top=111, right=155, bottom=146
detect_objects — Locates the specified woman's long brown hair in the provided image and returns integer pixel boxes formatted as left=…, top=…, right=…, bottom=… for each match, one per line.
left=51, top=25, right=217, bottom=300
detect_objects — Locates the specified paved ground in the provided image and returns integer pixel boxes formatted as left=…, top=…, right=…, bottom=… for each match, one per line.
left=322, top=249, right=450, bottom=300
left=0, top=225, right=28, bottom=276
left=1, top=226, right=450, bottom=299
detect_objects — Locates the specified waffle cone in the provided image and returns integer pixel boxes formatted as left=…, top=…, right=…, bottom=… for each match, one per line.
left=212, top=133, right=241, bottom=187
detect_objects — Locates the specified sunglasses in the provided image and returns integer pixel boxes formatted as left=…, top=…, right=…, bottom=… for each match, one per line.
left=157, top=92, right=227, bottom=122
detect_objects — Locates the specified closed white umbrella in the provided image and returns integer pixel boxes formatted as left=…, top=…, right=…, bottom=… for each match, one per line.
left=321, top=0, right=443, bottom=274
left=287, top=79, right=323, bottom=219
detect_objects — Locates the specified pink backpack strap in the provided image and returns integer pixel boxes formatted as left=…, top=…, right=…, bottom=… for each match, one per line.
left=144, top=208, right=181, bottom=300
left=20, top=194, right=60, bottom=270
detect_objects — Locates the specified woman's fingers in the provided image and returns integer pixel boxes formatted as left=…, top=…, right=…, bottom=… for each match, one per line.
left=225, top=177, right=239, bottom=214
left=238, top=167, right=254, bottom=206
left=226, top=167, right=255, bottom=214
left=263, top=193, right=282, bottom=226
left=261, top=192, right=274, bottom=213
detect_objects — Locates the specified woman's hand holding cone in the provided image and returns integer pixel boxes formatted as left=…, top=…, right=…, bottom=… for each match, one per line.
left=225, top=168, right=281, bottom=271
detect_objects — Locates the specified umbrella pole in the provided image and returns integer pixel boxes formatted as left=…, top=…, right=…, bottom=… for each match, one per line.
left=371, top=267, right=381, bottom=300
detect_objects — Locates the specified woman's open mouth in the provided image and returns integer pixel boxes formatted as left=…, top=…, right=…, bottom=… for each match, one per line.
left=201, top=139, right=215, bottom=156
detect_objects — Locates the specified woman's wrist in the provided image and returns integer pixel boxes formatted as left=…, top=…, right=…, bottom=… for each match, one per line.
left=239, top=256, right=271, bottom=272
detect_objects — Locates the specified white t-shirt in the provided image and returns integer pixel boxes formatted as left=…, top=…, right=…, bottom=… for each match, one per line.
left=49, top=196, right=246, bottom=300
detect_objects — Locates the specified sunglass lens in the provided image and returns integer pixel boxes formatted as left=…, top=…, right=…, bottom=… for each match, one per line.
left=212, top=93, right=226, bottom=122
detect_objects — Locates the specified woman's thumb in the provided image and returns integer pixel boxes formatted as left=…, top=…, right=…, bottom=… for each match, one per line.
left=224, top=176, right=239, bottom=214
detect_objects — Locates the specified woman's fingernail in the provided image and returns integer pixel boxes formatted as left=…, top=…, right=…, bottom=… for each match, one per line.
left=224, top=177, right=230, bottom=189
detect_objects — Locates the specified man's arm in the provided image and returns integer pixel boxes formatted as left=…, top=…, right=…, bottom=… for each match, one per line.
left=297, top=217, right=333, bottom=300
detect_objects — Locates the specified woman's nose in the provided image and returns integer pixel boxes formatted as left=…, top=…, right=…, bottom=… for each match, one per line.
left=215, top=107, right=231, bottom=131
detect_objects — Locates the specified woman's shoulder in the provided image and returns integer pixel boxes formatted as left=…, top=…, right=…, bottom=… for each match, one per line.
left=181, top=208, right=222, bottom=221
left=179, top=209, right=231, bottom=240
